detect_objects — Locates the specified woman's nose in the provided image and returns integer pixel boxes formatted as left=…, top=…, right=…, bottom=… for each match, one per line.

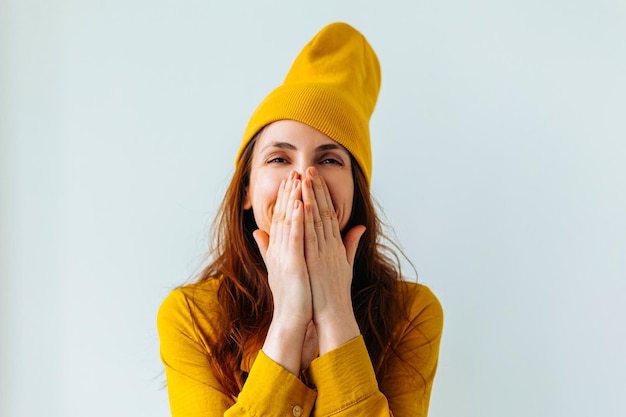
left=293, top=163, right=311, bottom=179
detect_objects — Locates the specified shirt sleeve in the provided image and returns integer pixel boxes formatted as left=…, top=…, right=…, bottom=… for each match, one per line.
left=157, top=288, right=317, bottom=417
left=382, top=285, right=444, bottom=417
left=306, top=284, right=444, bottom=417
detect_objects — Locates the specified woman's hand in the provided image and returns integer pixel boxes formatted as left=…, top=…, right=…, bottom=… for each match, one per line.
left=253, top=171, right=312, bottom=375
left=252, top=167, right=367, bottom=372
left=302, top=167, right=366, bottom=355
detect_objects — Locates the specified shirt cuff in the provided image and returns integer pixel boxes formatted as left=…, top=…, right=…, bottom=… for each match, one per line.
left=237, top=350, right=317, bottom=416
left=307, top=335, right=381, bottom=415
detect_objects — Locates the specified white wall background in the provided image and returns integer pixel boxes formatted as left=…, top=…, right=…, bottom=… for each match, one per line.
left=2, top=1, right=625, bottom=416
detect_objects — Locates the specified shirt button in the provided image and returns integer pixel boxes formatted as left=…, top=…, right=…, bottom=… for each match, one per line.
left=292, top=404, right=304, bottom=417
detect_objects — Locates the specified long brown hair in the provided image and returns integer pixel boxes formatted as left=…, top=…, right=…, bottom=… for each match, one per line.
left=197, top=133, right=407, bottom=398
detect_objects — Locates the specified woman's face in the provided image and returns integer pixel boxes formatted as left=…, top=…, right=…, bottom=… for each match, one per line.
left=244, top=120, right=354, bottom=234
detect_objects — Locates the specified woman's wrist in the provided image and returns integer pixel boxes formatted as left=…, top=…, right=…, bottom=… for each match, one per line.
left=262, top=319, right=308, bottom=376
left=315, top=312, right=361, bottom=356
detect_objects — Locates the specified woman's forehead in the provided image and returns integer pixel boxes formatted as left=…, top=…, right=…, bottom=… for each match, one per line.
left=256, top=120, right=350, bottom=154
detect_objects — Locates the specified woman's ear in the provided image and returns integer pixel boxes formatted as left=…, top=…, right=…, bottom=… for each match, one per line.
left=243, top=187, right=252, bottom=210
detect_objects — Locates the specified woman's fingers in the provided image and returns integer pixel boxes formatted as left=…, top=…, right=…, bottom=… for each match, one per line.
left=303, top=167, right=334, bottom=240
left=252, top=229, right=270, bottom=262
left=270, top=178, right=287, bottom=246
left=270, top=171, right=301, bottom=245
left=290, top=199, right=304, bottom=252
left=264, top=176, right=311, bottom=316
left=284, top=178, right=301, bottom=228
left=303, top=176, right=322, bottom=251
left=303, top=194, right=319, bottom=260
left=342, top=225, right=366, bottom=267
left=273, top=172, right=294, bottom=244
left=313, top=172, right=337, bottom=240
left=319, top=177, right=342, bottom=239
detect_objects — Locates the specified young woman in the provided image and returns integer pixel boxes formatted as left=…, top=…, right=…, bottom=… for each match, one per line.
left=157, top=22, right=443, bottom=417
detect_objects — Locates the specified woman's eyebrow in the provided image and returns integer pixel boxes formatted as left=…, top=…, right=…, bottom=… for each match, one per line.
left=261, top=141, right=297, bottom=152
left=315, top=143, right=345, bottom=152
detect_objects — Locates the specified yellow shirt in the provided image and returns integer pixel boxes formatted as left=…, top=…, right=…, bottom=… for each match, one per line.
left=157, top=278, right=443, bottom=416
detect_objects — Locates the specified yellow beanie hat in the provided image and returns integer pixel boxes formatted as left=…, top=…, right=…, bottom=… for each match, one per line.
left=236, top=22, right=381, bottom=184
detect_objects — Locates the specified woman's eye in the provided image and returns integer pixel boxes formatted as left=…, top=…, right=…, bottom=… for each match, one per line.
left=268, top=157, right=288, bottom=164
left=320, top=158, right=342, bottom=165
